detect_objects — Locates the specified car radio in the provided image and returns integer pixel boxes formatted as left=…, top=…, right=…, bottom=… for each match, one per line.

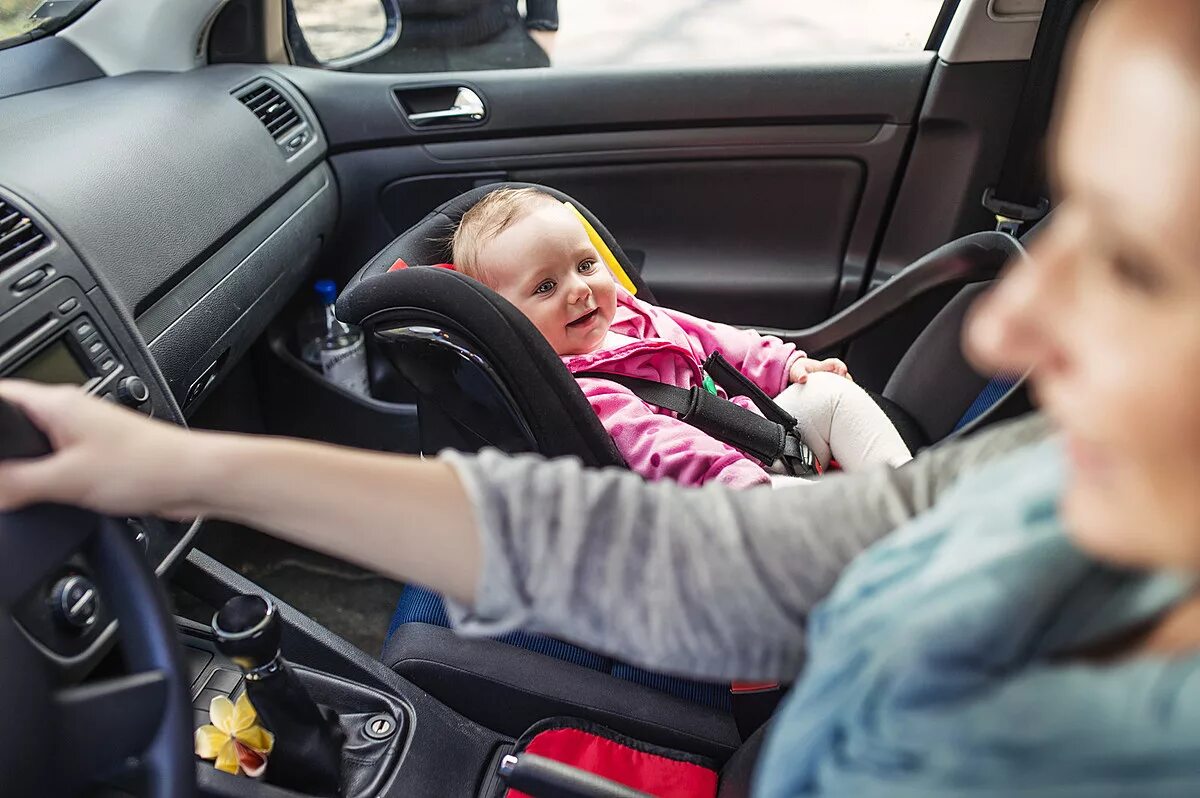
left=0, top=276, right=151, bottom=408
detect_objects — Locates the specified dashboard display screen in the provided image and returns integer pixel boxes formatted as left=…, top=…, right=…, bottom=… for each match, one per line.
left=12, top=340, right=90, bottom=386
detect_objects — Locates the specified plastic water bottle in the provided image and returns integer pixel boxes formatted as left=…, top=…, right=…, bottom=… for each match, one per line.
left=308, top=280, right=369, bottom=396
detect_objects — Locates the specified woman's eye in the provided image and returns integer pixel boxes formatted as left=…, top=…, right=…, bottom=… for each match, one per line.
left=535, top=280, right=555, bottom=295
left=578, top=260, right=597, bottom=274
left=1110, top=253, right=1164, bottom=294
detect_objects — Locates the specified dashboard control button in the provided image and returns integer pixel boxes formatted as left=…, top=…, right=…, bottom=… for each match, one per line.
left=57, top=298, right=79, bottom=314
left=97, top=358, right=115, bottom=373
left=12, top=268, right=48, bottom=293
left=74, top=320, right=94, bottom=338
left=116, top=375, right=150, bottom=406
left=125, top=517, right=150, bottom=554
left=86, top=339, right=105, bottom=356
left=52, top=575, right=99, bottom=629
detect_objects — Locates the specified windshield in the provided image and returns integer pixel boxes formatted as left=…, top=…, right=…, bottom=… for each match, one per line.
left=0, top=0, right=99, bottom=51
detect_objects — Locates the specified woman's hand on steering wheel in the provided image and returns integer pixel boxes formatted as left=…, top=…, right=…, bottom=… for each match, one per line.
left=0, top=379, right=203, bottom=519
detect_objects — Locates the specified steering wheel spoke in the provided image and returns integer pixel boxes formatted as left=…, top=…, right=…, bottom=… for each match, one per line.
left=0, top=614, right=56, bottom=798
left=52, top=670, right=169, bottom=792
left=0, top=504, right=98, bottom=603
left=1, top=398, right=194, bottom=797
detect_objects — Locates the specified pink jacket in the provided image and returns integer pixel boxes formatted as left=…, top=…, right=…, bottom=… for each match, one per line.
left=563, top=290, right=803, bottom=488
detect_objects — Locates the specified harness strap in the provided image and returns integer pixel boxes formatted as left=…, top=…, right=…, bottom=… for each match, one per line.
left=702, top=351, right=799, bottom=429
left=575, top=371, right=817, bottom=476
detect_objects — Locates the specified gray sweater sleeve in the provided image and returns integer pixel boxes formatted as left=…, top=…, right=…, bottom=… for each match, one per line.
left=440, top=414, right=1050, bottom=681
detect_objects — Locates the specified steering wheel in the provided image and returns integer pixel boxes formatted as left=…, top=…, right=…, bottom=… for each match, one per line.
left=0, top=397, right=194, bottom=797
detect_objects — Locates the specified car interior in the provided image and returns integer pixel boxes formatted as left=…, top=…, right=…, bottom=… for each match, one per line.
left=0, top=0, right=1064, bottom=795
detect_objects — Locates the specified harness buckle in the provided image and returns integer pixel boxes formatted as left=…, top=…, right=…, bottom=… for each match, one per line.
left=780, top=433, right=819, bottom=478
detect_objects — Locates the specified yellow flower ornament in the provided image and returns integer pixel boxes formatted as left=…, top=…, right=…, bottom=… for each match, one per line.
left=194, top=692, right=275, bottom=777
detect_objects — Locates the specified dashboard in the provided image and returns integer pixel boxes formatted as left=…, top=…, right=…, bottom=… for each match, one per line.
left=0, top=57, right=338, bottom=674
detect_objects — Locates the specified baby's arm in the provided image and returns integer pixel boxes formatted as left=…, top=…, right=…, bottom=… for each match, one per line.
left=655, top=302, right=802, bottom=396
left=580, top=377, right=772, bottom=488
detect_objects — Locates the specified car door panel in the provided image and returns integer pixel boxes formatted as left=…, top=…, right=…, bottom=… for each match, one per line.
left=508, top=159, right=863, bottom=328
left=283, top=56, right=934, bottom=327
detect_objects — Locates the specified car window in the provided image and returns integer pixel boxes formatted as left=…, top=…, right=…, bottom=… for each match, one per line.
left=0, top=0, right=99, bottom=50
left=291, top=0, right=955, bottom=74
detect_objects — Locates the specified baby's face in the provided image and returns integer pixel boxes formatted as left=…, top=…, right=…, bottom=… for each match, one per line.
left=478, top=202, right=618, bottom=356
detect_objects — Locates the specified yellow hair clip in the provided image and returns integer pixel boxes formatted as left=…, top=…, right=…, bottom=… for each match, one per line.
left=563, top=202, right=637, bottom=296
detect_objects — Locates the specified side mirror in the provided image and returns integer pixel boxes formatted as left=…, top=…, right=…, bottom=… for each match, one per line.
left=286, top=0, right=401, bottom=70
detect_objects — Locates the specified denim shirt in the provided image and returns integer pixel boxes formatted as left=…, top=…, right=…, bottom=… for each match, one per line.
left=756, top=441, right=1200, bottom=797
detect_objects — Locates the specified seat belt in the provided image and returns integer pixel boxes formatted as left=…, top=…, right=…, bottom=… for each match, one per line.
left=573, top=371, right=818, bottom=477
left=982, top=0, right=1088, bottom=236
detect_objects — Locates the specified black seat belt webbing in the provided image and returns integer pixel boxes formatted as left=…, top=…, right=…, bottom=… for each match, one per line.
left=574, top=371, right=817, bottom=475
left=983, top=0, right=1087, bottom=234
left=702, top=351, right=799, bottom=431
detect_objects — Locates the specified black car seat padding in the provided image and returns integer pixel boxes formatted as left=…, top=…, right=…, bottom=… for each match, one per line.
left=340, top=267, right=626, bottom=466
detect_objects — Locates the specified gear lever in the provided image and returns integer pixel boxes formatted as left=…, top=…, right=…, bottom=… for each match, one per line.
left=212, top=594, right=343, bottom=796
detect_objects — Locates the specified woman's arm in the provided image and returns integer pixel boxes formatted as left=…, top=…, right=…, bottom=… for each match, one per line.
left=0, top=381, right=482, bottom=604
left=0, top=380, right=1048, bottom=681
left=444, top=413, right=1051, bottom=681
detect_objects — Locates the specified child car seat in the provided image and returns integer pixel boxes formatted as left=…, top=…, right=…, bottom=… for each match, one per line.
left=336, top=182, right=1031, bottom=714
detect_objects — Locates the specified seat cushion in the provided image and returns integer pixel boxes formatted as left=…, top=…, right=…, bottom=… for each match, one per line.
left=388, top=586, right=732, bottom=711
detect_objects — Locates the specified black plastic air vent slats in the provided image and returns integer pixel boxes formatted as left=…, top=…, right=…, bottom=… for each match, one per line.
left=0, top=198, right=48, bottom=271
left=236, top=83, right=302, bottom=140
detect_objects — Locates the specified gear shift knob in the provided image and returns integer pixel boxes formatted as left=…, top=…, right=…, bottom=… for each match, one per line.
left=212, top=594, right=282, bottom=673
left=212, top=595, right=343, bottom=796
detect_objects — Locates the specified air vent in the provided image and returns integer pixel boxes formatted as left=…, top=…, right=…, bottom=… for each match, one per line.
left=0, top=198, right=48, bottom=272
left=236, top=82, right=303, bottom=140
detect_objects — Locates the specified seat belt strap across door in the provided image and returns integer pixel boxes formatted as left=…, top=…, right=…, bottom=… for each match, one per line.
left=982, top=0, right=1088, bottom=235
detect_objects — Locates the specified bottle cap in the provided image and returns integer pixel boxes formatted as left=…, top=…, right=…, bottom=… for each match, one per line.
left=314, top=279, right=338, bottom=305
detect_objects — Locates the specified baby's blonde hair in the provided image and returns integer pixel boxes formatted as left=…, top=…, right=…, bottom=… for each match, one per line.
left=451, top=187, right=561, bottom=285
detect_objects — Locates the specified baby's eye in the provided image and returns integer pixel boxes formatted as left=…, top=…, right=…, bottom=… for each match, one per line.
left=578, top=260, right=597, bottom=274
left=534, top=280, right=555, bottom=295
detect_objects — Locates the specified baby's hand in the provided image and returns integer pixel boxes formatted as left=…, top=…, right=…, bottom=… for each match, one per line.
left=789, top=357, right=852, bottom=384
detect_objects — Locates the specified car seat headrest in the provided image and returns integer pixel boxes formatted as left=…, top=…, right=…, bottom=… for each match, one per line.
left=344, top=182, right=654, bottom=302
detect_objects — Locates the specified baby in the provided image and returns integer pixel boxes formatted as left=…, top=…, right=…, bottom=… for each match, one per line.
left=451, top=187, right=911, bottom=488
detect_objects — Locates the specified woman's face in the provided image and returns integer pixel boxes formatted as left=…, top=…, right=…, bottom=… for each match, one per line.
left=967, top=0, right=1200, bottom=570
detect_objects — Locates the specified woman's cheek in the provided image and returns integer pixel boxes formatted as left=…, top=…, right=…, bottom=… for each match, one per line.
left=1065, top=314, right=1200, bottom=568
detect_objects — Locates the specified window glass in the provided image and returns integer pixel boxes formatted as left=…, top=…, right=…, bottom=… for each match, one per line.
left=290, top=0, right=952, bottom=74
left=555, top=0, right=947, bottom=68
left=0, top=0, right=98, bottom=49
left=0, top=0, right=43, bottom=45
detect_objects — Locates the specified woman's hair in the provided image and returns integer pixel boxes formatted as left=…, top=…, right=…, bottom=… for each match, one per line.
left=451, top=187, right=560, bottom=285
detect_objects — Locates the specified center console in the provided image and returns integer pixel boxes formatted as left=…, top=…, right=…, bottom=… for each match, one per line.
left=177, top=550, right=509, bottom=798
left=1, top=189, right=197, bottom=678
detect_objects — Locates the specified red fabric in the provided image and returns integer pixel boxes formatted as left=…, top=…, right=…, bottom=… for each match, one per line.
left=388, top=258, right=457, bottom=273
left=731, top=681, right=780, bottom=694
left=388, top=261, right=453, bottom=277
left=506, top=728, right=718, bottom=798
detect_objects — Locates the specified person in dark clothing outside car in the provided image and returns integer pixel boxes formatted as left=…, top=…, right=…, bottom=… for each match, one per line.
left=353, top=0, right=558, bottom=73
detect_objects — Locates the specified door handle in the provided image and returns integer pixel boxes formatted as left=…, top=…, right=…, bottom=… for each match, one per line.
left=406, top=87, right=486, bottom=126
